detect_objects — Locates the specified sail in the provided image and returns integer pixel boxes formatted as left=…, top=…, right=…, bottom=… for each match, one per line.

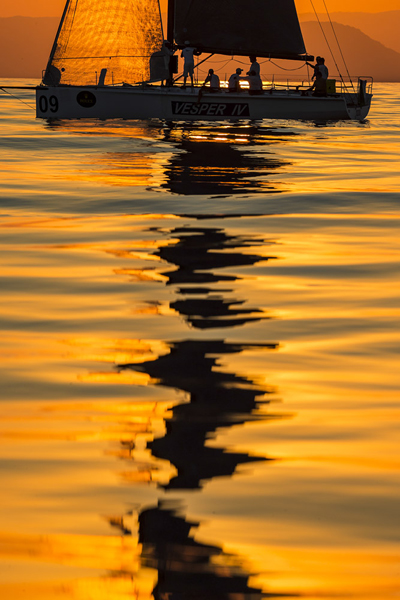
left=174, top=0, right=308, bottom=60
left=43, top=0, right=164, bottom=86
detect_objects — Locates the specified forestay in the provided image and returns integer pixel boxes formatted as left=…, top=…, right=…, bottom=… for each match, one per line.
left=174, top=0, right=308, bottom=60
left=43, top=0, right=164, bottom=86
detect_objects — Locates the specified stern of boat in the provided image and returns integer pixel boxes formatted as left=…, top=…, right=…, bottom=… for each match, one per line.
left=344, top=77, right=373, bottom=120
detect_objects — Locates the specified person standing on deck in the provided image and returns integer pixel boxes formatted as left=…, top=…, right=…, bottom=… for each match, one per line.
left=150, top=40, right=174, bottom=86
left=307, top=56, right=329, bottom=80
left=247, top=55, right=260, bottom=77
left=181, top=42, right=197, bottom=88
left=318, top=57, right=328, bottom=79
left=164, top=40, right=175, bottom=86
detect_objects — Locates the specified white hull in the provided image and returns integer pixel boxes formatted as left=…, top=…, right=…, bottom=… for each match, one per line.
left=36, top=85, right=372, bottom=122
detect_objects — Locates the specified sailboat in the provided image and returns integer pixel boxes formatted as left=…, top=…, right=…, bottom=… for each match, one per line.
left=35, top=0, right=372, bottom=121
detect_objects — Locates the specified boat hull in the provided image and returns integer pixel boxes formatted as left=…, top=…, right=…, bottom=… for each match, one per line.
left=36, top=85, right=372, bottom=122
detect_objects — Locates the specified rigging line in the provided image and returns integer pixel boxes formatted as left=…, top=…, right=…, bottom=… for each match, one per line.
left=267, top=60, right=308, bottom=72
left=321, top=0, right=356, bottom=93
left=157, top=0, right=165, bottom=40
left=198, top=57, right=234, bottom=65
left=308, top=0, right=346, bottom=87
left=0, top=87, right=35, bottom=109
left=59, top=0, right=78, bottom=60
left=54, top=55, right=153, bottom=59
left=197, top=58, right=235, bottom=73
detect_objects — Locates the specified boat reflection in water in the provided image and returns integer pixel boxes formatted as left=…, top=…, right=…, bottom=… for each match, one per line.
left=44, top=120, right=294, bottom=196
left=41, top=120, right=294, bottom=595
left=159, top=123, right=292, bottom=196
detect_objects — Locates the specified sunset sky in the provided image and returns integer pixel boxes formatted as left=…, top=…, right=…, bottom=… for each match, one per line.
left=1, top=0, right=399, bottom=18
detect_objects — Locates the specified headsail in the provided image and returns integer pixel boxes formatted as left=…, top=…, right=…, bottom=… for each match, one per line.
left=43, top=0, right=164, bottom=86
left=174, top=0, right=309, bottom=61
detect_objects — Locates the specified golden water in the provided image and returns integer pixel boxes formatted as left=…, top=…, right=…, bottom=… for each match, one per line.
left=0, top=80, right=399, bottom=599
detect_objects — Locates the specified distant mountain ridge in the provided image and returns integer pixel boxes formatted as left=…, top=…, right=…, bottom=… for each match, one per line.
left=300, top=21, right=400, bottom=82
left=299, top=10, right=400, bottom=54
left=1, top=15, right=400, bottom=82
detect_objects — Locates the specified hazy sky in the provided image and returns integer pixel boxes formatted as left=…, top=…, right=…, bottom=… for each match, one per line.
left=1, top=0, right=399, bottom=18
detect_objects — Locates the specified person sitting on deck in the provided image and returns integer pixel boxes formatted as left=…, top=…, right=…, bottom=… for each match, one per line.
left=203, top=69, right=220, bottom=92
left=245, top=70, right=263, bottom=95
left=247, top=55, right=260, bottom=77
left=307, top=69, right=327, bottom=96
left=228, top=68, right=243, bottom=92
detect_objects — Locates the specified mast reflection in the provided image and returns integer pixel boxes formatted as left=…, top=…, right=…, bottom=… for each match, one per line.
left=154, top=224, right=276, bottom=329
left=120, top=339, right=280, bottom=490
left=106, top=500, right=298, bottom=600
left=116, top=220, right=284, bottom=488
left=137, top=500, right=283, bottom=600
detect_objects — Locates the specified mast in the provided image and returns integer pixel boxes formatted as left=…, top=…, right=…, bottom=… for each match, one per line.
left=43, top=0, right=72, bottom=81
left=166, top=0, right=176, bottom=84
left=167, top=0, right=175, bottom=46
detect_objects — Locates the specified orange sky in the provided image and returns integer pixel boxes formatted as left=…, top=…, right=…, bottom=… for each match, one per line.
left=0, top=0, right=399, bottom=18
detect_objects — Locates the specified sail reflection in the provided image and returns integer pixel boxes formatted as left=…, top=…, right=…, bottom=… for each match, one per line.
left=120, top=339, right=281, bottom=490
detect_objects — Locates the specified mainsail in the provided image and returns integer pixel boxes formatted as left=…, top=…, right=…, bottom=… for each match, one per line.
left=43, top=0, right=164, bottom=86
left=174, top=0, right=308, bottom=60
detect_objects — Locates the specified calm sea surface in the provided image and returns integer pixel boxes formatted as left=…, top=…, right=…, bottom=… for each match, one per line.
left=1, top=79, right=399, bottom=599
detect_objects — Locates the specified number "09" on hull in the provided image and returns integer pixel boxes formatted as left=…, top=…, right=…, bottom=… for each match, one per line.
left=38, top=95, right=59, bottom=114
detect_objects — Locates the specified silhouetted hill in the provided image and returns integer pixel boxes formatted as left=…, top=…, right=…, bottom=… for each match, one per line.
left=299, top=11, right=400, bottom=54
left=299, top=21, right=400, bottom=82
